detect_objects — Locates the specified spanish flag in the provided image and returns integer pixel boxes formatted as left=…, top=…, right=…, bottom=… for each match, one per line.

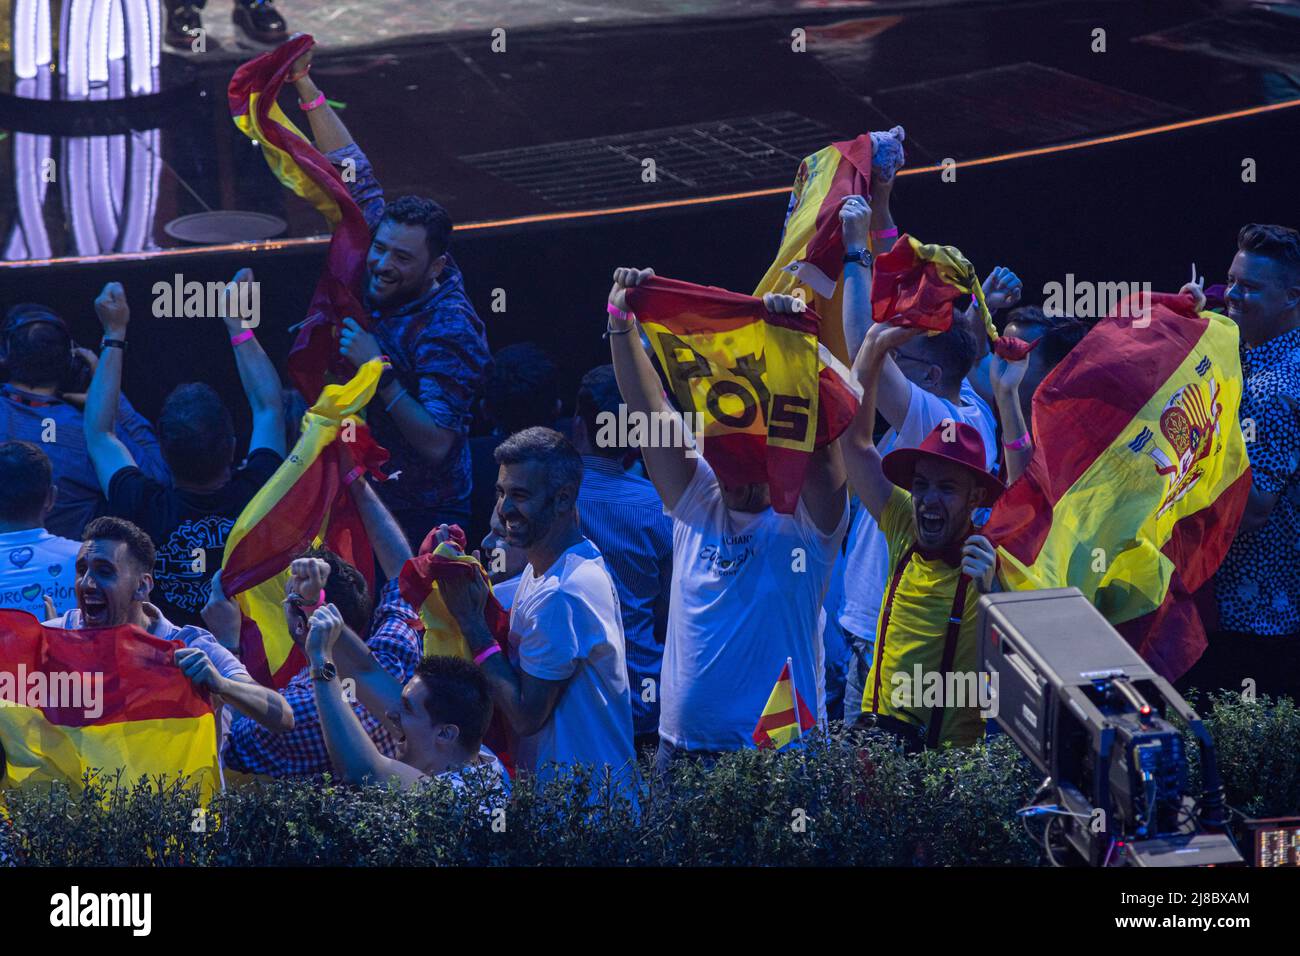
left=625, top=275, right=861, bottom=514
left=753, top=135, right=875, bottom=365
left=752, top=659, right=817, bottom=750
left=983, top=292, right=1252, bottom=679
left=397, top=525, right=510, bottom=661
left=871, top=233, right=995, bottom=336
left=0, top=611, right=221, bottom=802
left=221, top=359, right=390, bottom=689
left=229, top=34, right=372, bottom=402
left=397, top=526, right=513, bottom=770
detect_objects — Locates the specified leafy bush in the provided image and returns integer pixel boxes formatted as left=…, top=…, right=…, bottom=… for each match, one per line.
left=1, top=693, right=1294, bottom=866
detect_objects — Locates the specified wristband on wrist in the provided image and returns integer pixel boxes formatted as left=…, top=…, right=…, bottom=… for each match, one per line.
left=230, top=329, right=255, bottom=347
left=606, top=303, right=629, bottom=321
left=1004, top=431, right=1032, bottom=451
left=100, top=337, right=127, bottom=351
left=299, top=92, right=327, bottom=112
left=383, top=388, right=407, bottom=413
left=871, top=226, right=899, bottom=240
left=474, top=643, right=502, bottom=666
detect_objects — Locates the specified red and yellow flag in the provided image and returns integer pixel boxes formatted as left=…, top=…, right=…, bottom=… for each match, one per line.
left=625, top=275, right=860, bottom=514
left=397, top=526, right=513, bottom=770
left=983, top=292, right=1252, bottom=679
left=397, top=525, right=511, bottom=661
left=221, top=359, right=390, bottom=689
left=871, top=233, right=994, bottom=335
left=0, top=611, right=221, bottom=802
left=753, top=659, right=816, bottom=750
left=753, top=135, right=874, bottom=365
left=228, top=34, right=371, bottom=402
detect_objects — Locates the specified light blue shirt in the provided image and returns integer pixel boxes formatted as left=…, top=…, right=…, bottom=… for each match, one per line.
left=0, top=527, right=81, bottom=619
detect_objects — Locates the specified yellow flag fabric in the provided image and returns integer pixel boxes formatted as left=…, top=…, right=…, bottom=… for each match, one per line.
left=0, top=611, right=222, bottom=803
left=984, top=294, right=1252, bottom=678
left=221, top=359, right=387, bottom=687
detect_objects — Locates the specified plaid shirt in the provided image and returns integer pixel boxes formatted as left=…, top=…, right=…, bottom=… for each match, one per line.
left=222, top=579, right=423, bottom=778
left=326, top=142, right=491, bottom=519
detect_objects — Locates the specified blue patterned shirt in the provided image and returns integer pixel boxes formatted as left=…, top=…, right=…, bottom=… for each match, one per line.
left=1215, top=326, right=1300, bottom=635
left=327, top=142, right=491, bottom=519
left=577, top=456, right=674, bottom=735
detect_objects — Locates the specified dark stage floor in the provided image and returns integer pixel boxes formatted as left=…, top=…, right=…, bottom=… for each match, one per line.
left=2, top=0, right=1299, bottom=269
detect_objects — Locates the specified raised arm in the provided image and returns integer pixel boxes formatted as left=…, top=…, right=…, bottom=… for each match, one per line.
left=283, top=556, right=406, bottom=738
left=840, top=194, right=874, bottom=361
left=223, top=269, right=286, bottom=457
left=989, top=353, right=1032, bottom=486
left=841, top=324, right=926, bottom=522
left=306, top=605, right=423, bottom=787
left=607, top=267, right=699, bottom=511
left=346, top=475, right=414, bottom=580
left=288, top=44, right=355, bottom=154
left=84, top=282, right=139, bottom=493
left=174, top=646, right=294, bottom=733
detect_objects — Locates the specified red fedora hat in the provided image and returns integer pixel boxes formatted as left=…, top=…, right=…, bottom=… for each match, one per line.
left=881, top=421, right=1005, bottom=502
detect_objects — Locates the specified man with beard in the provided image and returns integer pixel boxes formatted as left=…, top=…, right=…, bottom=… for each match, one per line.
left=605, top=268, right=850, bottom=776
left=45, top=517, right=294, bottom=750
left=840, top=322, right=1007, bottom=749
left=438, top=427, right=636, bottom=790
left=1182, top=223, right=1300, bottom=700
left=285, top=42, right=491, bottom=547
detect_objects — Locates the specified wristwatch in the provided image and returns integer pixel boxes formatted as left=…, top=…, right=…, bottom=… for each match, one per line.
left=844, top=247, right=873, bottom=268
left=310, top=661, right=337, bottom=683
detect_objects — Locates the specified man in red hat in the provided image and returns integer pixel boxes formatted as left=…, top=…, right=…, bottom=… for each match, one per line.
left=841, top=321, right=1011, bottom=748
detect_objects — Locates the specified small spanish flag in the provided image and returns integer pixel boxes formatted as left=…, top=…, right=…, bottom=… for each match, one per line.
left=871, top=233, right=994, bottom=337
left=0, top=611, right=221, bottom=802
left=752, top=659, right=816, bottom=750
left=397, top=525, right=511, bottom=661
left=397, top=526, right=513, bottom=770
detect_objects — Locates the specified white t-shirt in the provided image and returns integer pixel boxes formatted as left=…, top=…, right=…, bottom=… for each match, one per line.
left=838, top=379, right=997, bottom=642
left=661, top=457, right=848, bottom=751
left=507, top=538, right=636, bottom=784
left=0, top=527, right=80, bottom=619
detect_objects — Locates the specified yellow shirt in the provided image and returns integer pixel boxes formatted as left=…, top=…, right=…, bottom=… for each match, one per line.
left=860, top=487, right=986, bottom=747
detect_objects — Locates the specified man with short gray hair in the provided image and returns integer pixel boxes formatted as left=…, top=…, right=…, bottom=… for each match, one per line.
left=438, top=426, right=636, bottom=789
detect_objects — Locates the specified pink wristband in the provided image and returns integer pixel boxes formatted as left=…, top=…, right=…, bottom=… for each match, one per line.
left=474, top=643, right=502, bottom=666
left=1004, top=431, right=1032, bottom=451
left=871, top=227, right=899, bottom=240
left=230, top=329, right=255, bottom=347
left=299, top=92, right=327, bottom=112
left=607, top=303, right=630, bottom=321
left=343, top=465, right=365, bottom=486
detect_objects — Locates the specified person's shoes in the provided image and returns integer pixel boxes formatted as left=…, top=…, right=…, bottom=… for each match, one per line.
left=164, top=4, right=204, bottom=49
left=233, top=0, right=288, bottom=46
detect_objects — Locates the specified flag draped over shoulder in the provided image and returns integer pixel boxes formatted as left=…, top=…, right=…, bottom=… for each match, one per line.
left=0, top=611, right=221, bottom=802
left=221, top=359, right=390, bottom=689
left=228, top=34, right=371, bottom=401
left=753, top=135, right=874, bottom=365
left=983, top=292, right=1252, bottom=679
left=752, top=659, right=816, bottom=750
left=625, top=276, right=861, bottom=514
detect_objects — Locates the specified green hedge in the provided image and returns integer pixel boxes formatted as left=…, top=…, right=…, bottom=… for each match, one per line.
left=2, top=692, right=1296, bottom=866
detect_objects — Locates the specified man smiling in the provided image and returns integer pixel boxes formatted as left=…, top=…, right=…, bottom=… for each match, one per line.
left=285, top=42, right=491, bottom=546
left=44, top=517, right=293, bottom=747
left=840, top=322, right=1012, bottom=749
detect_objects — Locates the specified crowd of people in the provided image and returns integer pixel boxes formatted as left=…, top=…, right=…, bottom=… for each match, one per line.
left=2, top=69, right=1298, bottom=803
